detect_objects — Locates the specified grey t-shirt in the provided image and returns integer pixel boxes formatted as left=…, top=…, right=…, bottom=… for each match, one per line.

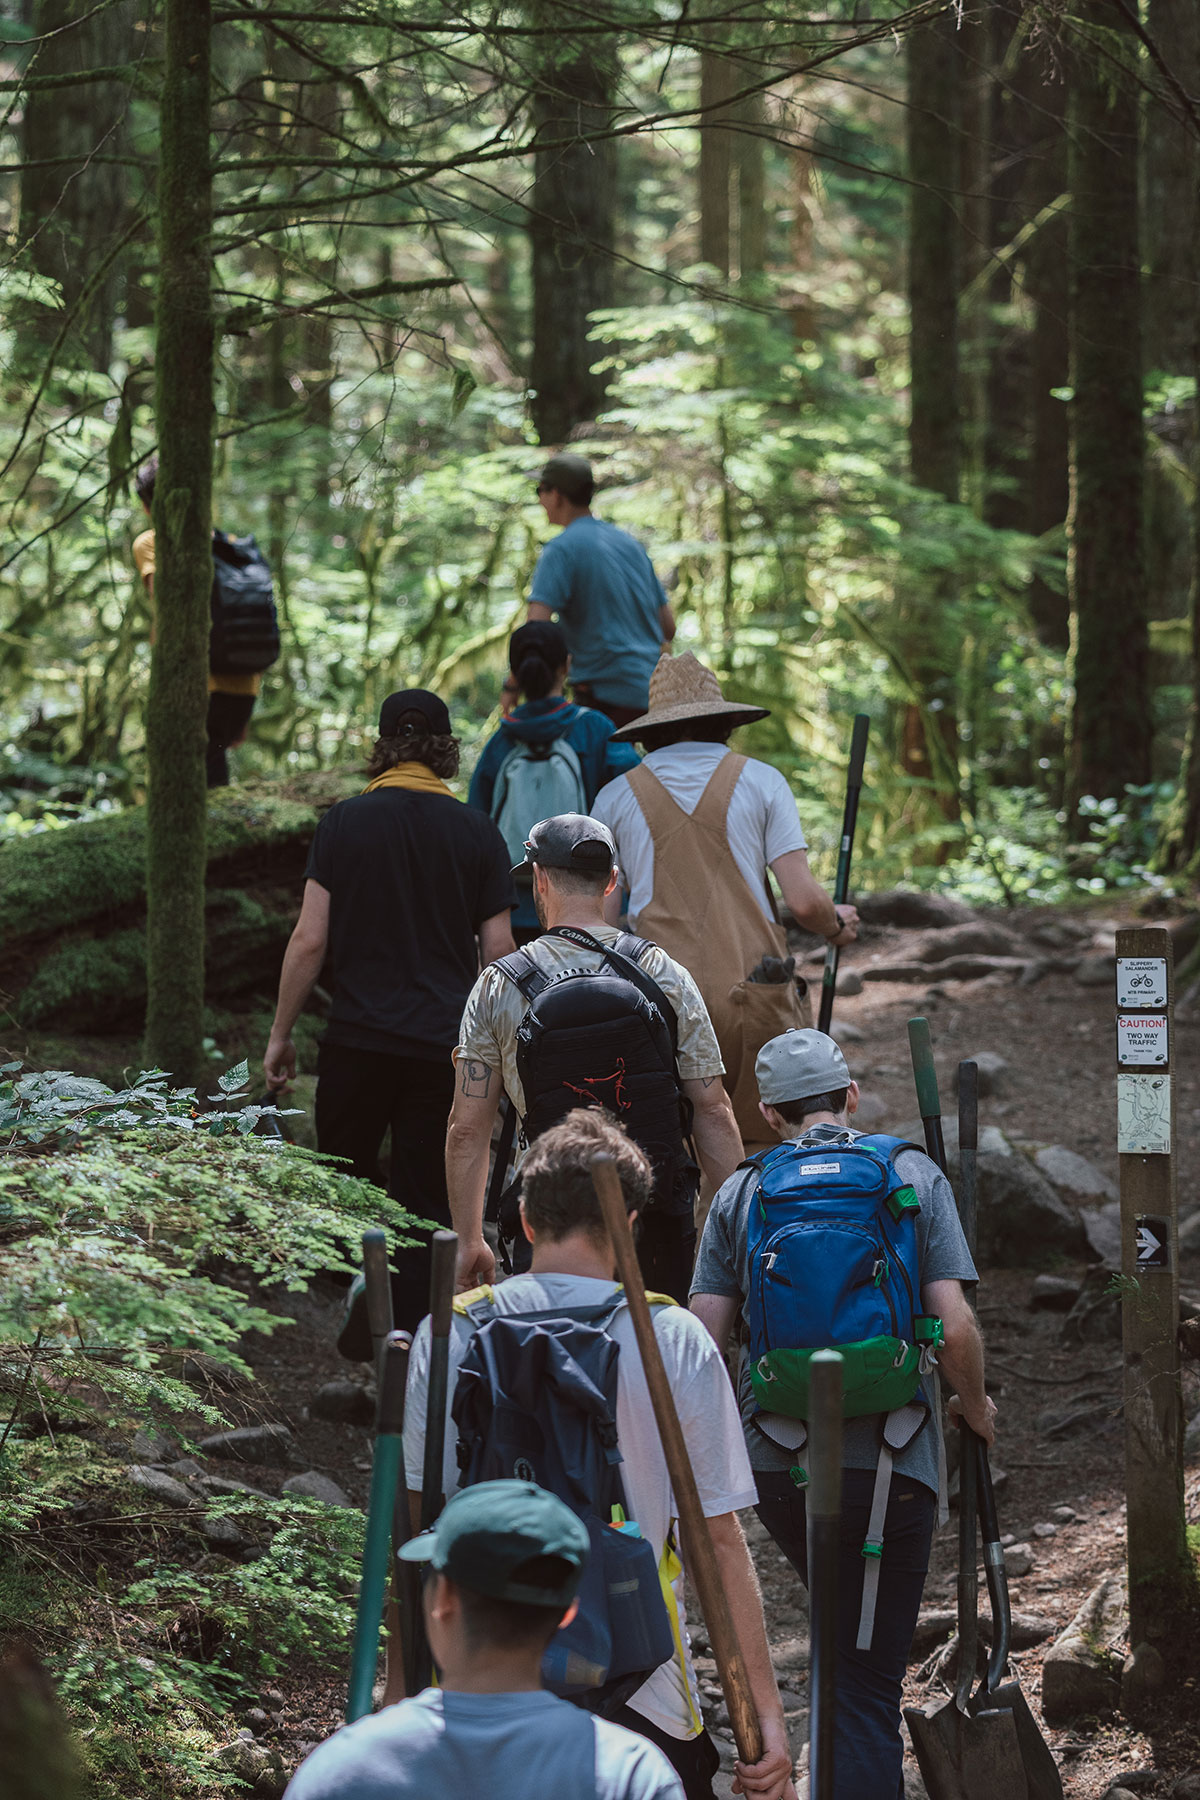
left=690, top=1124, right=977, bottom=1495
left=284, top=1689, right=685, bottom=1800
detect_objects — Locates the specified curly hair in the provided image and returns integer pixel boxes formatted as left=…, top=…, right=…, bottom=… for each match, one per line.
left=366, top=730, right=460, bottom=780
left=520, top=1108, right=651, bottom=1243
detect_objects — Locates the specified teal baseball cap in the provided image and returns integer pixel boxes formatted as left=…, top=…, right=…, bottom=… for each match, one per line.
left=397, top=1480, right=588, bottom=1608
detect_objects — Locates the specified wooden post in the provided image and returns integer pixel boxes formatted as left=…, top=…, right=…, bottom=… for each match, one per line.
left=1115, top=926, right=1197, bottom=1646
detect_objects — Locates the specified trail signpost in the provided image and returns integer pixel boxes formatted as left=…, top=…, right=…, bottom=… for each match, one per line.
left=1115, top=926, right=1197, bottom=1653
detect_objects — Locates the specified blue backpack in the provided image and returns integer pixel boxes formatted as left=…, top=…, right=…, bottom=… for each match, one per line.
left=744, top=1131, right=945, bottom=1652
left=451, top=1290, right=675, bottom=1716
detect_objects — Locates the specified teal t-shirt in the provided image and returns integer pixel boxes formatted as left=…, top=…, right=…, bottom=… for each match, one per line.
left=529, top=515, right=668, bottom=710
left=284, top=1689, right=685, bottom=1800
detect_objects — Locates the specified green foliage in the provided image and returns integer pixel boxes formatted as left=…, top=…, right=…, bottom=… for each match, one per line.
left=0, top=1061, right=414, bottom=1793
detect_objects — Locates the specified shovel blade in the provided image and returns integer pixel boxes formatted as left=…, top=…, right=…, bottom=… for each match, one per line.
left=904, top=1698, right=1030, bottom=1800
left=984, top=1680, right=1064, bottom=1800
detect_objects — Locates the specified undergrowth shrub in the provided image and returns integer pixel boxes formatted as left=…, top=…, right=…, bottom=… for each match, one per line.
left=0, top=1059, right=418, bottom=1796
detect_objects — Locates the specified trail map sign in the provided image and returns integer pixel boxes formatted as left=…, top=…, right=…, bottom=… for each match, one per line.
left=1117, top=1073, right=1172, bottom=1154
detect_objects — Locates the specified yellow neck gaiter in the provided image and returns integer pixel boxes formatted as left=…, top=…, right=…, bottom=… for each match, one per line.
left=363, top=762, right=456, bottom=798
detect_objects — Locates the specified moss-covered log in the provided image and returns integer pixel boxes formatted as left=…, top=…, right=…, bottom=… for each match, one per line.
left=0, top=772, right=356, bottom=1031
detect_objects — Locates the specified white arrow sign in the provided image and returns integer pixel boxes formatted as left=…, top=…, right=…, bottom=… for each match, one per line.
left=1136, top=1224, right=1161, bottom=1262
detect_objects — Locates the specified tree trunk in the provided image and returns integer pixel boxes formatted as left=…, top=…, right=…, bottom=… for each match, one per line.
left=144, top=0, right=214, bottom=1085
left=528, top=17, right=617, bottom=445
left=1064, top=4, right=1150, bottom=813
left=18, top=0, right=134, bottom=370
left=903, top=9, right=962, bottom=823
left=733, top=80, right=766, bottom=280
left=699, top=51, right=735, bottom=276
left=1023, top=66, right=1071, bottom=649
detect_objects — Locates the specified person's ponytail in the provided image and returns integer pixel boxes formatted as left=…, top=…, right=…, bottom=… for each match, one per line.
left=516, top=650, right=554, bottom=701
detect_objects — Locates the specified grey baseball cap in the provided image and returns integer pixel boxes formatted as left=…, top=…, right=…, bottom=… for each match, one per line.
left=513, top=812, right=617, bottom=877
left=756, top=1029, right=851, bottom=1106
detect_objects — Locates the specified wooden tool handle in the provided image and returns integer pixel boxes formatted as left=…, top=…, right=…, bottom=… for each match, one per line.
left=362, top=1229, right=394, bottom=1376
left=591, top=1155, right=763, bottom=1768
left=428, top=1230, right=458, bottom=1338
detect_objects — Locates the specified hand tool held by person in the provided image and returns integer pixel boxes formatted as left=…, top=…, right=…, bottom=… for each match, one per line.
left=817, top=713, right=869, bottom=1036
left=590, top=1153, right=764, bottom=1767
left=902, top=1024, right=1062, bottom=1800
left=411, top=1230, right=458, bottom=1693
left=347, top=1330, right=411, bottom=1723
left=807, top=1351, right=843, bottom=1800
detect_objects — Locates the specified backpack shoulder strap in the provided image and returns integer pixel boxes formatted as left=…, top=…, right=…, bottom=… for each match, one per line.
left=542, top=928, right=680, bottom=1050
left=856, top=1133, right=927, bottom=1164
left=492, top=947, right=550, bottom=1002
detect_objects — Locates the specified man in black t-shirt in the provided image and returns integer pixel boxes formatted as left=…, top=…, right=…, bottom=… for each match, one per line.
left=264, top=688, right=517, bottom=1330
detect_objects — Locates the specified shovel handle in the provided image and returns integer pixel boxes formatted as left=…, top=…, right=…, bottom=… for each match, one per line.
left=591, top=1155, right=764, bottom=1768
left=957, top=1062, right=978, bottom=1259
left=817, top=713, right=870, bottom=1036
left=362, top=1229, right=394, bottom=1380
left=347, top=1330, right=412, bottom=1722
left=974, top=1435, right=1011, bottom=1695
left=808, top=1353, right=843, bottom=1800
left=907, top=1018, right=947, bottom=1173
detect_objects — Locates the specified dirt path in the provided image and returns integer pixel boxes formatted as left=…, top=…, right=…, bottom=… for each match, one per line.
left=210, top=903, right=1200, bottom=1797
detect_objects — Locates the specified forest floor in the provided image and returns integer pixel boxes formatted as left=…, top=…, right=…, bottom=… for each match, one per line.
left=11, top=897, right=1200, bottom=1797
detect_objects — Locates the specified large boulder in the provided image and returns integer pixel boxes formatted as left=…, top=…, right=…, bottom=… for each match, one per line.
left=974, top=1133, right=1090, bottom=1267
left=1042, top=1575, right=1126, bottom=1722
left=198, top=1424, right=295, bottom=1468
left=854, top=890, right=974, bottom=929
left=920, top=922, right=1023, bottom=963
left=1035, top=1146, right=1117, bottom=1203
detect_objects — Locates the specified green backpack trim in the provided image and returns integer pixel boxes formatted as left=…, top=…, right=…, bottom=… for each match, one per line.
left=751, top=1335, right=924, bottom=1421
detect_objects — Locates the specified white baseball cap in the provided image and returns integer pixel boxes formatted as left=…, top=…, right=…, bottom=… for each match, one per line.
left=755, top=1030, right=851, bottom=1106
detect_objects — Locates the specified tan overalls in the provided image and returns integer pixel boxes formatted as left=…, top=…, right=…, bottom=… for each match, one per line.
left=625, top=753, right=812, bottom=1157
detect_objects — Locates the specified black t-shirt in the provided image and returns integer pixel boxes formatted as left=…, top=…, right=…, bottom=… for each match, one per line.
left=305, top=789, right=516, bottom=1057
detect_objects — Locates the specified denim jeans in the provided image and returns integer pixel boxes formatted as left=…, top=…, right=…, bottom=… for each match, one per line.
left=754, top=1467, right=936, bottom=1800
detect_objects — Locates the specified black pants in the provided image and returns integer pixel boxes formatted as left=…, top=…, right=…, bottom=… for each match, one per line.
left=206, top=690, right=256, bottom=788
left=570, top=682, right=643, bottom=730
left=508, top=1207, right=695, bottom=1305
left=754, top=1468, right=936, bottom=1800
left=315, top=1042, right=455, bottom=1333
left=608, top=1705, right=720, bottom=1800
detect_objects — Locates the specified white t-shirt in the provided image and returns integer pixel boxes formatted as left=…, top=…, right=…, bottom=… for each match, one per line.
left=591, top=744, right=808, bottom=923
left=403, top=1273, right=756, bottom=1741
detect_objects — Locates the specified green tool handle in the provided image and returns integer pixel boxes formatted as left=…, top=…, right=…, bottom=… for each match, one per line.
left=907, top=1017, right=947, bottom=1174
left=817, top=714, right=869, bottom=1036
left=347, top=1331, right=411, bottom=1723
left=807, top=1352, right=843, bottom=1800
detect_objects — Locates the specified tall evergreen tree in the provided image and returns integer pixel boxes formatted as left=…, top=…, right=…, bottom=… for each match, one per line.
left=528, top=13, right=617, bottom=444
left=1064, top=2, right=1149, bottom=812
left=143, top=0, right=214, bottom=1083
left=903, top=6, right=963, bottom=820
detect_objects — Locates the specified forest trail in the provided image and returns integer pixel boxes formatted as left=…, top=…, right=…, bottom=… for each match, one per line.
left=112, top=894, right=1197, bottom=1799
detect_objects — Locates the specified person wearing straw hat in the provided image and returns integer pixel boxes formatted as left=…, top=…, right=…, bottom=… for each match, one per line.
left=591, top=651, right=858, bottom=1169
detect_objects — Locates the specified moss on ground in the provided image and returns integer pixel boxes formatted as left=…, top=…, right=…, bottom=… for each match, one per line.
left=0, top=770, right=357, bottom=948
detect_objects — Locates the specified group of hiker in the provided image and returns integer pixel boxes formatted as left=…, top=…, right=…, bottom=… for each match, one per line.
left=260, top=452, right=994, bottom=1800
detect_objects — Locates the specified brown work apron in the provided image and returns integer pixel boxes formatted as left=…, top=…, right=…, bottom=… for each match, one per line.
left=625, top=754, right=811, bottom=1144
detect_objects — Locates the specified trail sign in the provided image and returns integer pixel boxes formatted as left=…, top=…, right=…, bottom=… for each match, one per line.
left=1135, top=1217, right=1170, bottom=1270
left=1117, top=957, right=1168, bottom=1007
left=1117, top=1014, right=1168, bottom=1066
left=1116, top=926, right=1196, bottom=1653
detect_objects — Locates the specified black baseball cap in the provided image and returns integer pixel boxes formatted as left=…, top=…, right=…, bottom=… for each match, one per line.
left=397, top=1480, right=588, bottom=1608
left=378, top=689, right=452, bottom=738
left=536, top=452, right=594, bottom=505
left=512, top=812, right=617, bottom=877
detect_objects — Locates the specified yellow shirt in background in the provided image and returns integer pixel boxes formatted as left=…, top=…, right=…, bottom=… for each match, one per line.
left=132, top=527, right=262, bottom=698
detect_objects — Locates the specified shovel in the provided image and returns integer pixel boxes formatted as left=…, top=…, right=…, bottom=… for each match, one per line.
left=903, top=1026, right=1063, bottom=1800
left=347, top=1328, right=411, bottom=1722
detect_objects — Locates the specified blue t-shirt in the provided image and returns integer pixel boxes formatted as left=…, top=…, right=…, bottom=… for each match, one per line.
left=529, top=516, right=668, bottom=709
left=284, top=1689, right=685, bottom=1800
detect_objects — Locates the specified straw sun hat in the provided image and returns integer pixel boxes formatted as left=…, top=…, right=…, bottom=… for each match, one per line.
left=609, top=650, right=770, bottom=743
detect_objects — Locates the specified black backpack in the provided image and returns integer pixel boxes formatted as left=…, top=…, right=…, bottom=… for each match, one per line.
left=210, top=531, right=280, bottom=675
left=492, top=925, right=698, bottom=1220
left=452, top=1290, right=676, bottom=1715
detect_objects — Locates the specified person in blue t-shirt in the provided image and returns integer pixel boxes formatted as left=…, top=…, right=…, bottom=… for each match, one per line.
left=470, top=619, right=640, bottom=939
left=525, top=452, right=675, bottom=726
left=284, top=1480, right=684, bottom=1800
